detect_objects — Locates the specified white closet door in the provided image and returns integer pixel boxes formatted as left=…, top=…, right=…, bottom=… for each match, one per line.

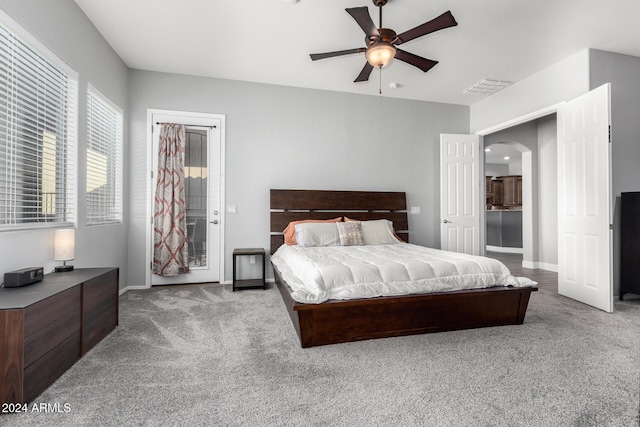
left=440, top=134, right=482, bottom=255
left=557, top=83, right=612, bottom=312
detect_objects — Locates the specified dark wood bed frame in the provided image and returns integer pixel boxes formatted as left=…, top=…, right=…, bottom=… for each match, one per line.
left=270, top=189, right=535, bottom=348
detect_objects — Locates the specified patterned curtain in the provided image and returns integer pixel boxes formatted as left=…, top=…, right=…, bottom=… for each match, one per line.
left=153, top=124, right=189, bottom=276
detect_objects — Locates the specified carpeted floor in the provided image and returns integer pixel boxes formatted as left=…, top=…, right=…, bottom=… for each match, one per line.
left=4, top=283, right=640, bottom=426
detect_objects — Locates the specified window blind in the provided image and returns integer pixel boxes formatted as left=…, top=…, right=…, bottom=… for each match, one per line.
left=0, top=21, right=77, bottom=228
left=86, top=86, right=122, bottom=225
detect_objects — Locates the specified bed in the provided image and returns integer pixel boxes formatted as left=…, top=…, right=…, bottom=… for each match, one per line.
left=270, top=189, right=537, bottom=348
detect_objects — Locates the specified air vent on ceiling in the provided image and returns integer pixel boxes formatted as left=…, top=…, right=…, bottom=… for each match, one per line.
left=460, top=78, right=513, bottom=96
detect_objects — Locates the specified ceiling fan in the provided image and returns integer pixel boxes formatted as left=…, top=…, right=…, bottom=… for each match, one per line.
left=310, top=0, right=458, bottom=83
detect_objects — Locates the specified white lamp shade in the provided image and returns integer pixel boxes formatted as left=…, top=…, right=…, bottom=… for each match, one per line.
left=54, top=228, right=75, bottom=261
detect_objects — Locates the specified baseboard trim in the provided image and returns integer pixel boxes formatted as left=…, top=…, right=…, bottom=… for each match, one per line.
left=486, top=245, right=523, bottom=254
left=119, top=285, right=147, bottom=295
left=521, top=260, right=558, bottom=272
left=537, top=262, right=558, bottom=272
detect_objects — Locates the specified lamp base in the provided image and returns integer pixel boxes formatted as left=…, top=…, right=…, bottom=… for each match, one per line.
left=54, top=265, right=74, bottom=273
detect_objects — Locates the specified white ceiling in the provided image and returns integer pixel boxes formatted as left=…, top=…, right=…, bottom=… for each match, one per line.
left=485, top=144, right=521, bottom=165
left=73, top=0, right=640, bottom=106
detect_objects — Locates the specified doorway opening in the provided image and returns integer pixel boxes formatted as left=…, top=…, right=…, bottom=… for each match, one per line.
left=481, top=114, right=558, bottom=272
left=485, top=142, right=527, bottom=255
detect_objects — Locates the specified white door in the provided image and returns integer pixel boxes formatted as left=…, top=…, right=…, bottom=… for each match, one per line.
left=557, top=83, right=612, bottom=312
left=151, top=112, right=222, bottom=285
left=440, top=134, right=483, bottom=255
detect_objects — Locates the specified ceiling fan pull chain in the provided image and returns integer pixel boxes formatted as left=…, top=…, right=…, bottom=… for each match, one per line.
left=379, top=66, right=382, bottom=95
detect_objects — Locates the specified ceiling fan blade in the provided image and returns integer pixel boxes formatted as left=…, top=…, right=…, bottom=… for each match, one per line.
left=346, top=6, right=379, bottom=38
left=395, top=10, right=457, bottom=45
left=394, top=49, right=438, bottom=72
left=354, top=62, right=374, bottom=82
left=310, top=48, right=366, bottom=61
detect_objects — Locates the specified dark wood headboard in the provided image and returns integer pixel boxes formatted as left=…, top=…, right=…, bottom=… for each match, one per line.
left=270, top=189, right=408, bottom=254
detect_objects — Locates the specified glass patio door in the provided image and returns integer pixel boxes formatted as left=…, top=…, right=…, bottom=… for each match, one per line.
left=151, top=114, right=221, bottom=285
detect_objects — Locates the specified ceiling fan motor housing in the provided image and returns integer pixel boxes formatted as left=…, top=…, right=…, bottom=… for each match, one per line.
left=366, top=28, right=397, bottom=46
left=373, top=0, right=388, bottom=6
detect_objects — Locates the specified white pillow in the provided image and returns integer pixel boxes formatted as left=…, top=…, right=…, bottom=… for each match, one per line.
left=294, top=222, right=340, bottom=247
left=359, top=219, right=401, bottom=245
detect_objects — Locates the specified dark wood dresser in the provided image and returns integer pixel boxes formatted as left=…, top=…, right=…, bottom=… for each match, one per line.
left=0, top=268, right=119, bottom=404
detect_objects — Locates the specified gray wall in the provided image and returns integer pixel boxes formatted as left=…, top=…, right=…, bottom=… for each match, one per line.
left=0, top=0, right=129, bottom=286
left=483, top=162, right=522, bottom=177
left=485, top=164, right=509, bottom=177
left=536, top=115, right=558, bottom=267
left=484, top=163, right=522, bottom=176
left=127, top=70, right=469, bottom=286
left=508, top=162, right=523, bottom=175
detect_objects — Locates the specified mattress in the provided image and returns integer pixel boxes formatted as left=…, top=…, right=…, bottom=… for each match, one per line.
left=270, top=243, right=537, bottom=304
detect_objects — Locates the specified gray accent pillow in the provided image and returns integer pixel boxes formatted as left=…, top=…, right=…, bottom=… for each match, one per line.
left=337, top=221, right=365, bottom=246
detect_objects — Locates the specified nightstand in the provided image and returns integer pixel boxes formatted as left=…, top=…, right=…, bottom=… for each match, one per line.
left=232, top=248, right=266, bottom=291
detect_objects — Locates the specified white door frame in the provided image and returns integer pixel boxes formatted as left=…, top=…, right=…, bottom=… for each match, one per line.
left=475, top=104, right=564, bottom=137
left=476, top=103, right=564, bottom=265
left=145, top=109, right=226, bottom=288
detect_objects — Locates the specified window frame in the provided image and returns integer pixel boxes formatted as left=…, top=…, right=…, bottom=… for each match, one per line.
left=0, top=8, right=78, bottom=231
left=85, top=84, right=123, bottom=226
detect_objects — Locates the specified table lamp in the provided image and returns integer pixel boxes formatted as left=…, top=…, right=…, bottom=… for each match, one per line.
left=54, top=228, right=75, bottom=272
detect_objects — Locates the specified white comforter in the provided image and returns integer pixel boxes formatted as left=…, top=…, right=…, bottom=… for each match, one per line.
left=271, top=243, right=537, bottom=304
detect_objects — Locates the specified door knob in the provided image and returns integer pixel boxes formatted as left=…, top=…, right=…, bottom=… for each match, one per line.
left=442, top=219, right=451, bottom=223
left=211, top=220, right=219, bottom=224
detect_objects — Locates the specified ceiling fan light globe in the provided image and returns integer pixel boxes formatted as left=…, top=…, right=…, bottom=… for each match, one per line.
left=365, top=42, right=396, bottom=68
